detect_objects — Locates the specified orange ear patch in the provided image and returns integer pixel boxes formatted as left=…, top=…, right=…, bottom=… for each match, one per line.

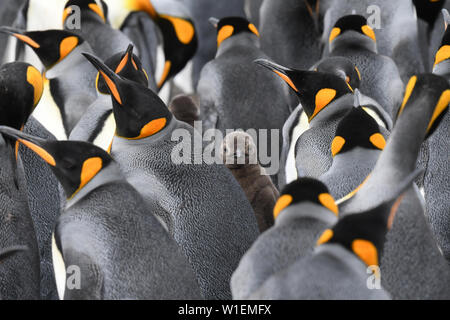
left=310, top=88, right=337, bottom=121
left=369, top=133, right=386, bottom=150
left=78, top=157, right=103, bottom=192
left=318, top=193, right=339, bottom=216
left=19, top=139, right=56, bottom=166
left=159, top=15, right=195, bottom=44
left=59, top=36, right=79, bottom=62
left=361, top=25, right=376, bottom=42
left=26, top=66, right=44, bottom=107
left=331, top=136, right=346, bottom=157
left=273, top=194, right=293, bottom=219
left=397, top=76, right=417, bottom=118
left=13, top=34, right=40, bottom=48
left=158, top=61, right=172, bottom=89
left=88, top=3, right=106, bottom=22
left=126, top=0, right=157, bottom=18
left=329, top=27, right=341, bottom=43
left=62, top=7, right=73, bottom=23
left=317, top=229, right=334, bottom=246
left=352, top=239, right=378, bottom=266
left=434, top=45, right=450, bottom=67
left=217, top=25, right=234, bottom=47
left=125, top=117, right=167, bottom=140
left=248, top=23, right=259, bottom=36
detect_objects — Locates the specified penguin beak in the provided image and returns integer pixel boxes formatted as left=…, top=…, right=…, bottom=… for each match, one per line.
left=83, top=52, right=124, bottom=105
left=0, top=126, right=56, bottom=166
left=254, top=59, right=299, bottom=92
left=0, top=27, right=40, bottom=48
left=209, top=17, right=219, bottom=28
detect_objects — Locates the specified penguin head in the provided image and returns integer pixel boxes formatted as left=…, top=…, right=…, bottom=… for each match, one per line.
left=396, top=74, right=450, bottom=139
left=329, top=15, right=377, bottom=52
left=63, top=0, right=108, bottom=24
left=433, top=9, right=450, bottom=71
left=0, top=27, right=84, bottom=70
left=331, top=106, right=386, bottom=158
left=221, top=131, right=258, bottom=169
left=96, top=44, right=149, bottom=95
left=209, top=16, right=259, bottom=48
left=168, top=94, right=200, bottom=127
left=0, top=62, right=43, bottom=130
left=413, top=0, right=445, bottom=27
left=314, top=57, right=361, bottom=91
left=0, top=126, right=113, bottom=200
left=83, top=53, right=172, bottom=140
left=316, top=169, right=420, bottom=267
left=255, top=59, right=353, bottom=122
left=273, top=178, right=339, bottom=220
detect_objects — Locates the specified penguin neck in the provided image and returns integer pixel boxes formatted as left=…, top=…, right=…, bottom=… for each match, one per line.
left=66, top=162, right=124, bottom=209
left=368, top=97, right=434, bottom=186
left=275, top=202, right=338, bottom=227
left=331, top=34, right=377, bottom=54
left=216, top=33, right=259, bottom=56
left=309, top=93, right=354, bottom=127
left=112, top=116, right=178, bottom=149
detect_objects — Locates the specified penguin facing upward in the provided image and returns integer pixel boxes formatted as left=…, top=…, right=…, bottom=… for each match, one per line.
left=0, top=62, right=42, bottom=300
left=197, top=17, right=291, bottom=183
left=425, top=21, right=450, bottom=261
left=63, top=0, right=136, bottom=60
left=0, top=126, right=202, bottom=300
left=278, top=56, right=362, bottom=189
left=0, top=27, right=98, bottom=135
left=250, top=174, right=418, bottom=300
left=320, top=103, right=389, bottom=200
left=168, top=94, right=200, bottom=128
left=70, top=44, right=150, bottom=151
left=222, top=131, right=279, bottom=233
left=339, top=74, right=450, bottom=299
left=84, top=52, right=259, bottom=300
left=231, top=178, right=338, bottom=300
left=326, top=14, right=405, bottom=117
left=255, top=59, right=391, bottom=180
left=322, top=0, right=424, bottom=82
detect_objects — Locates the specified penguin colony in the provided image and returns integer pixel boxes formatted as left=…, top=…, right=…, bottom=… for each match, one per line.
left=0, top=0, right=448, bottom=301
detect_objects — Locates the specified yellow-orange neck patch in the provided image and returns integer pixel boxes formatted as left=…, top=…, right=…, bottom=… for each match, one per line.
left=361, top=25, right=376, bottom=42
left=318, top=193, right=339, bottom=216
left=310, top=88, right=337, bottom=121
left=159, top=15, right=195, bottom=45
left=59, top=36, right=79, bottom=63
left=331, top=136, right=346, bottom=157
left=434, top=45, right=450, bottom=67
left=369, top=133, right=386, bottom=150
left=317, top=229, right=334, bottom=246
left=352, top=239, right=378, bottom=266
left=71, top=156, right=103, bottom=198
left=273, top=194, right=293, bottom=219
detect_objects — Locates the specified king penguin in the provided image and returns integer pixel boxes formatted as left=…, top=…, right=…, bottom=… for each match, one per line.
left=83, top=52, right=259, bottom=300
left=0, top=62, right=42, bottom=300
left=424, top=20, right=450, bottom=261
left=339, top=74, right=450, bottom=299
left=0, top=27, right=98, bottom=135
left=320, top=102, right=389, bottom=200
left=0, top=126, right=202, bottom=300
left=70, top=44, right=150, bottom=151
left=231, top=177, right=338, bottom=300
left=326, top=14, right=404, bottom=117
left=197, top=17, right=291, bottom=183
left=250, top=173, right=419, bottom=300
left=322, top=0, right=424, bottom=82
left=63, top=0, right=136, bottom=60
left=255, top=59, right=391, bottom=181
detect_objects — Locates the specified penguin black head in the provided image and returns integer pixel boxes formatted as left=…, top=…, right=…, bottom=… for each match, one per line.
left=0, top=27, right=84, bottom=70
left=331, top=106, right=386, bottom=157
left=0, top=126, right=113, bottom=199
left=209, top=16, right=259, bottom=48
left=0, top=62, right=43, bottom=130
left=255, top=59, right=353, bottom=122
left=96, top=44, right=149, bottom=95
left=315, top=57, right=361, bottom=91
left=413, top=0, right=445, bottom=27
left=396, top=74, right=450, bottom=139
left=63, top=0, right=108, bottom=24
left=316, top=169, right=421, bottom=267
left=273, top=178, right=338, bottom=220
left=83, top=53, right=173, bottom=140
left=329, top=15, right=376, bottom=50
left=433, top=9, right=450, bottom=69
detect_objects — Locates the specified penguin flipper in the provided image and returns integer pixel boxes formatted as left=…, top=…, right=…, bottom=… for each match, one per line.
left=62, top=250, right=104, bottom=300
